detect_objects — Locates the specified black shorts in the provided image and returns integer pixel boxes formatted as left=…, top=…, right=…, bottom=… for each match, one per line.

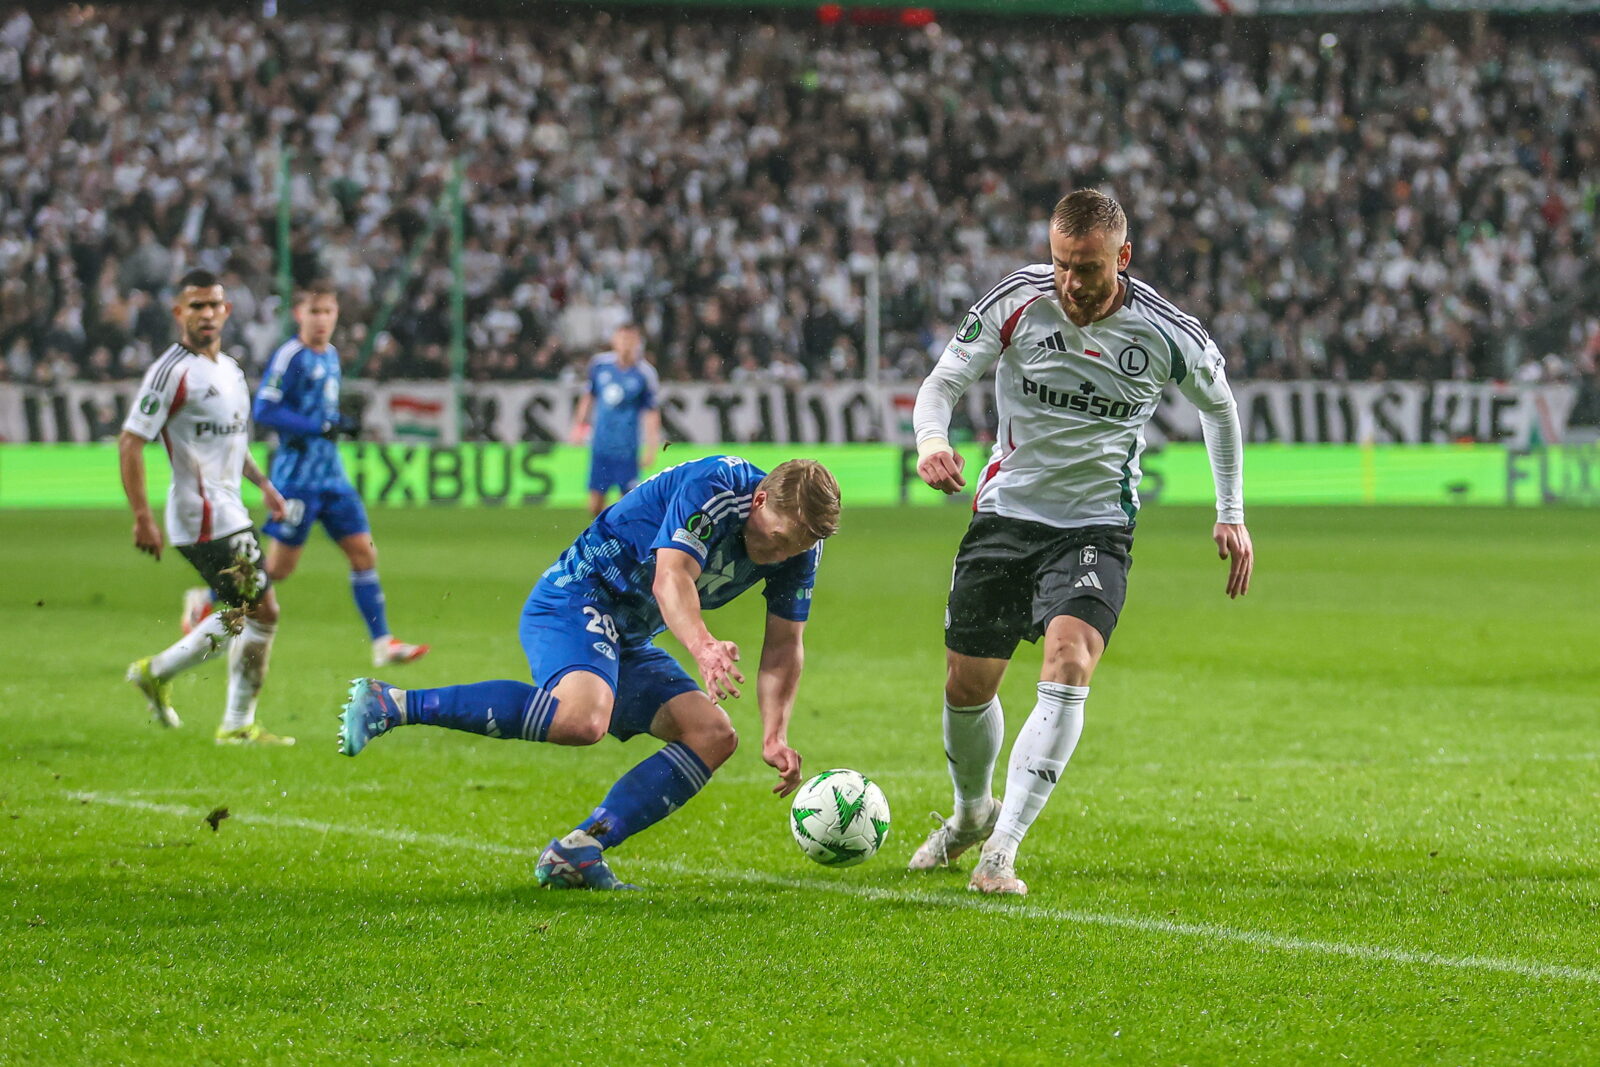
left=177, top=527, right=271, bottom=608
left=945, top=512, right=1133, bottom=659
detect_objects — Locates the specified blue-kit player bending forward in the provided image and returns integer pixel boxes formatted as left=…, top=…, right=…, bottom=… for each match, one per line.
left=218, top=282, right=430, bottom=669
left=339, top=456, right=842, bottom=889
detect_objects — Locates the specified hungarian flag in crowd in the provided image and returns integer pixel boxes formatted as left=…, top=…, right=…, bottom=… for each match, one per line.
left=389, top=393, right=446, bottom=441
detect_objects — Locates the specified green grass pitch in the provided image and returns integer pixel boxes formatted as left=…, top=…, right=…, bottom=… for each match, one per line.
left=2, top=503, right=1597, bottom=1064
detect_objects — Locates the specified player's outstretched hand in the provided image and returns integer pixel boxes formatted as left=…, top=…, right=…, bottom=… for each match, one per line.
left=132, top=513, right=163, bottom=559
left=918, top=448, right=966, bottom=494
left=262, top=482, right=288, bottom=522
left=1213, top=522, right=1254, bottom=599
left=693, top=637, right=745, bottom=702
left=763, top=740, right=802, bottom=797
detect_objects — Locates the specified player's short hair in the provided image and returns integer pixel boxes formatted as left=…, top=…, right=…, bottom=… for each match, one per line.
left=295, top=281, right=339, bottom=306
left=758, top=459, right=841, bottom=542
left=1050, top=190, right=1127, bottom=242
left=177, top=269, right=221, bottom=292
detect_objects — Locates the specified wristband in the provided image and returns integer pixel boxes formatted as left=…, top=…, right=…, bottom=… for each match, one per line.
left=916, top=437, right=953, bottom=461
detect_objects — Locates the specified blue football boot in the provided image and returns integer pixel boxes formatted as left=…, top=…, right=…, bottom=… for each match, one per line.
left=534, top=831, right=639, bottom=890
left=339, top=677, right=404, bottom=757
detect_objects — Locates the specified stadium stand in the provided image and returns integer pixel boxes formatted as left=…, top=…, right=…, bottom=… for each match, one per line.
left=0, top=6, right=1596, bottom=387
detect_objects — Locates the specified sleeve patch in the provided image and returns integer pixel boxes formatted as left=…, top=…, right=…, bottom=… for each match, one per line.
left=671, top=528, right=706, bottom=554
left=956, top=312, right=983, bottom=343
left=684, top=510, right=714, bottom=541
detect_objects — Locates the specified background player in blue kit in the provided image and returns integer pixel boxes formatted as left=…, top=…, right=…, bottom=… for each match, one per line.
left=338, top=456, right=841, bottom=890
left=569, top=321, right=661, bottom=518
left=185, top=283, right=430, bottom=668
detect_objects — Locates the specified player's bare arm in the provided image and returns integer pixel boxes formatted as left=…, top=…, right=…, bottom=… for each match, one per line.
left=569, top=392, right=593, bottom=444
left=240, top=452, right=287, bottom=521
left=117, top=429, right=162, bottom=559
left=1214, top=523, right=1254, bottom=599
left=653, top=548, right=744, bottom=701
left=756, top=613, right=806, bottom=796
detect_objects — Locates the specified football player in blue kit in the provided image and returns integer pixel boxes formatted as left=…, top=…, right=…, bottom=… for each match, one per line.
left=569, top=321, right=661, bottom=517
left=338, top=456, right=841, bottom=890
left=184, top=283, right=430, bottom=668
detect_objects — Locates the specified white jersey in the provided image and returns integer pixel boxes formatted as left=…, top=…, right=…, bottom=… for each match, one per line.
left=914, top=267, right=1243, bottom=530
left=122, top=344, right=255, bottom=546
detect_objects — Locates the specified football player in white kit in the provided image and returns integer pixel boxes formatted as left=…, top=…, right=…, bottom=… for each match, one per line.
left=118, top=270, right=294, bottom=745
left=909, top=190, right=1254, bottom=895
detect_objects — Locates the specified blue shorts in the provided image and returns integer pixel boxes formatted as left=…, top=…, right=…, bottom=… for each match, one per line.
left=263, top=487, right=371, bottom=548
left=519, top=578, right=699, bottom=741
left=588, top=452, right=640, bottom=495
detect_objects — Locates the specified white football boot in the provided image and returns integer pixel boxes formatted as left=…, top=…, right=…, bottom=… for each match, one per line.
left=372, top=636, right=430, bottom=667
left=907, top=796, right=1001, bottom=870
left=968, top=843, right=1028, bottom=896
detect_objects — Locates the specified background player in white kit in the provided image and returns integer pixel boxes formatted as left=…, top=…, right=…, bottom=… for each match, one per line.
left=118, top=270, right=294, bottom=745
left=910, top=190, right=1254, bottom=895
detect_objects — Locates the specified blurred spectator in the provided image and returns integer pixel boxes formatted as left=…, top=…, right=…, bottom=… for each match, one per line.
left=0, top=8, right=1596, bottom=386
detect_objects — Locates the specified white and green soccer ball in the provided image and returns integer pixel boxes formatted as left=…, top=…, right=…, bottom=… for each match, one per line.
left=789, top=769, right=890, bottom=868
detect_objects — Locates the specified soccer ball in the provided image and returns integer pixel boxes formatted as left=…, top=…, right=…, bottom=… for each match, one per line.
left=789, top=769, right=891, bottom=868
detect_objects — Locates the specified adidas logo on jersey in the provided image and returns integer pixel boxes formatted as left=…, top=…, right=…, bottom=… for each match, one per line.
left=1072, top=571, right=1104, bottom=590
left=1036, top=331, right=1068, bottom=353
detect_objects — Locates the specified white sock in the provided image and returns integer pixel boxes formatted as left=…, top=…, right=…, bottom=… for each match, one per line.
left=944, top=697, right=1004, bottom=826
left=150, top=614, right=232, bottom=678
left=222, top=618, right=276, bottom=731
left=988, top=682, right=1087, bottom=857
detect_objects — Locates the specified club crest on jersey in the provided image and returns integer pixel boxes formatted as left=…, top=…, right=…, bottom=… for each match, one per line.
left=1118, top=345, right=1151, bottom=377
left=956, top=313, right=983, bottom=344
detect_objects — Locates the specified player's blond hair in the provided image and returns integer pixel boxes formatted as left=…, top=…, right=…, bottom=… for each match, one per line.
left=1051, top=189, right=1127, bottom=242
left=758, top=459, right=841, bottom=541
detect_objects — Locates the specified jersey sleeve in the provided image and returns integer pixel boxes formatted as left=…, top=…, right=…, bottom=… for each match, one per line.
left=640, top=362, right=659, bottom=411
left=255, top=343, right=302, bottom=405
left=121, top=355, right=187, bottom=441
left=1172, top=332, right=1245, bottom=523
left=253, top=346, right=325, bottom=437
left=763, top=542, right=820, bottom=622
left=648, top=461, right=748, bottom=568
left=586, top=357, right=602, bottom=397
left=913, top=286, right=1024, bottom=447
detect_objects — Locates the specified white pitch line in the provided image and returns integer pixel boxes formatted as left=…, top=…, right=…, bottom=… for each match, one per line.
left=713, top=750, right=1600, bottom=786
left=68, top=791, right=1600, bottom=987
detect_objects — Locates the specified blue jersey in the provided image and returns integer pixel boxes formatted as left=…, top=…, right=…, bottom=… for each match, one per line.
left=542, top=455, right=820, bottom=645
left=587, top=352, right=657, bottom=458
left=253, top=338, right=350, bottom=492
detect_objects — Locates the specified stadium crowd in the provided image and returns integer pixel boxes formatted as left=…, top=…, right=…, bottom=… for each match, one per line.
left=1, top=5, right=1597, bottom=393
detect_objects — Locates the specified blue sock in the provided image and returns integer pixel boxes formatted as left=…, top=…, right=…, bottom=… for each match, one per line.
left=403, top=681, right=559, bottom=741
left=351, top=569, right=389, bottom=641
left=577, top=742, right=712, bottom=849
